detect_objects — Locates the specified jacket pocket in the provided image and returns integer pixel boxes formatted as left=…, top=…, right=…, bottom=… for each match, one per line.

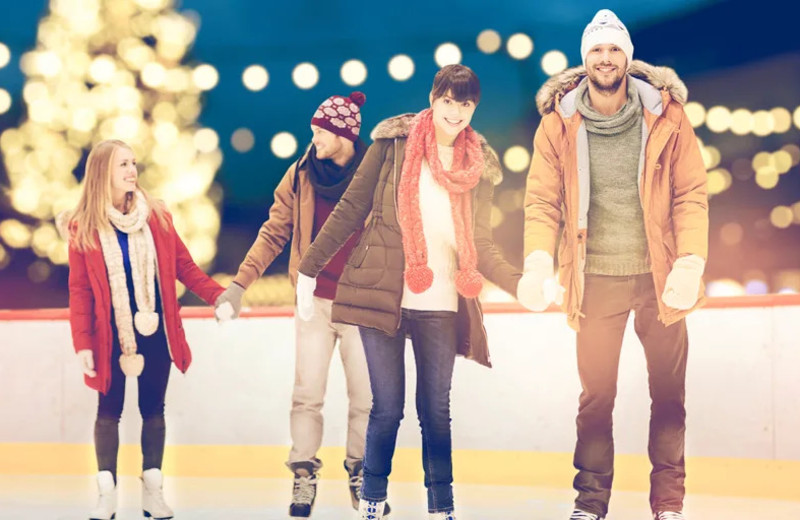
left=343, top=243, right=387, bottom=287
left=347, top=242, right=369, bottom=268
left=347, top=219, right=376, bottom=268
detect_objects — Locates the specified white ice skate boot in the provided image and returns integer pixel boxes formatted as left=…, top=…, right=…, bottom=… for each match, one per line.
left=358, top=498, right=386, bottom=520
left=88, top=470, right=116, bottom=520
left=141, top=468, right=174, bottom=519
left=428, top=512, right=456, bottom=520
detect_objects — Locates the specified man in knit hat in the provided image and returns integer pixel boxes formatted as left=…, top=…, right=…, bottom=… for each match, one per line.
left=520, top=9, right=708, bottom=520
left=216, top=92, right=390, bottom=518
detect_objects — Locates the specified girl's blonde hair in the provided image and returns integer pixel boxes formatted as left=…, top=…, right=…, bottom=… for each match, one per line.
left=67, top=139, right=167, bottom=251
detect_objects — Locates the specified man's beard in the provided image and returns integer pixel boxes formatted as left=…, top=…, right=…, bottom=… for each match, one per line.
left=588, top=69, right=625, bottom=94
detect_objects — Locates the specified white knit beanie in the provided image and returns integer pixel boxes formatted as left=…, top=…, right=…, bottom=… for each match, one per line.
left=581, top=9, right=634, bottom=68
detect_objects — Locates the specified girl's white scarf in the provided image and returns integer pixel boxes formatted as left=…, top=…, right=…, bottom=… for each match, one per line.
left=97, top=191, right=159, bottom=377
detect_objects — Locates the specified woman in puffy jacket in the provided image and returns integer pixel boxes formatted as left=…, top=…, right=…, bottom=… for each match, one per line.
left=296, top=65, right=523, bottom=520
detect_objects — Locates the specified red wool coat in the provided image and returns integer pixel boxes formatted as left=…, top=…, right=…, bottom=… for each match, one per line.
left=67, top=212, right=224, bottom=394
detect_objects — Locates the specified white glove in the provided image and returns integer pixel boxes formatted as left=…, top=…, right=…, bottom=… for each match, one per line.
left=214, top=282, right=245, bottom=322
left=296, top=273, right=317, bottom=321
left=662, top=254, right=705, bottom=310
left=517, top=250, right=565, bottom=312
left=215, top=301, right=235, bottom=322
left=77, top=349, right=96, bottom=378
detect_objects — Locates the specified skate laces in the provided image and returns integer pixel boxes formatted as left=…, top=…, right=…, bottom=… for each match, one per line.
left=570, top=510, right=599, bottom=520
left=656, top=513, right=685, bottom=520
left=292, top=474, right=318, bottom=505
left=359, top=499, right=384, bottom=520
left=349, top=472, right=363, bottom=494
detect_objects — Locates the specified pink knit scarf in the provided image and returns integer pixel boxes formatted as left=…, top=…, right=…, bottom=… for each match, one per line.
left=397, top=108, right=485, bottom=299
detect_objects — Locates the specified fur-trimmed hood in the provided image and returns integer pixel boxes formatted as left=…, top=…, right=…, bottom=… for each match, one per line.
left=370, top=113, right=503, bottom=186
left=535, top=60, right=688, bottom=117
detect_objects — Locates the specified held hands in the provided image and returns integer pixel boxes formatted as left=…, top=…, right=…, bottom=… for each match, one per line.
left=77, top=349, right=96, bottom=378
left=295, top=273, right=317, bottom=321
left=517, top=250, right=565, bottom=312
left=661, top=254, right=705, bottom=310
left=214, top=282, right=246, bottom=322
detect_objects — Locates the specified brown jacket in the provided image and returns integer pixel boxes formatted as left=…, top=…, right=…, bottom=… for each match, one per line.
left=297, top=114, right=521, bottom=368
left=233, top=152, right=317, bottom=289
left=525, top=60, right=709, bottom=331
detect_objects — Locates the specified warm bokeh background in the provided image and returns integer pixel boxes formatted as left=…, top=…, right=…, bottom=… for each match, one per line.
left=0, top=0, right=798, bottom=308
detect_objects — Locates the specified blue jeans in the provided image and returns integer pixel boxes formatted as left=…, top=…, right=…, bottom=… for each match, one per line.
left=359, top=309, right=458, bottom=513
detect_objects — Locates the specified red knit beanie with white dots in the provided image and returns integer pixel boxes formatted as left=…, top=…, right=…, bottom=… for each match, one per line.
left=310, top=91, right=366, bottom=142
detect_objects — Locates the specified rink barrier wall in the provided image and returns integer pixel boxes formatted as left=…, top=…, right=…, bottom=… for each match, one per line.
left=1, top=295, right=799, bottom=501
left=0, top=444, right=799, bottom=501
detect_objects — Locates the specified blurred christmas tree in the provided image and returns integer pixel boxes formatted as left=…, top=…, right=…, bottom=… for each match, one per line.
left=0, top=0, right=223, bottom=290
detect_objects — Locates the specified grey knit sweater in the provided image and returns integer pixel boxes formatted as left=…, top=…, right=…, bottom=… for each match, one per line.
left=576, top=79, right=651, bottom=276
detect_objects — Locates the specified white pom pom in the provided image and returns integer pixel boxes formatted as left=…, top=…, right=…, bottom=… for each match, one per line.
left=134, top=311, right=159, bottom=336
left=120, top=353, right=144, bottom=377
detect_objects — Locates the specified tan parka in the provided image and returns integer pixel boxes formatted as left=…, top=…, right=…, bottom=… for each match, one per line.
left=525, top=60, right=709, bottom=330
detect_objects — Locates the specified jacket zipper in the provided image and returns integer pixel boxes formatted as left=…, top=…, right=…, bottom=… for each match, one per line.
left=392, top=138, right=401, bottom=226
left=392, top=138, right=403, bottom=334
left=295, top=163, right=302, bottom=260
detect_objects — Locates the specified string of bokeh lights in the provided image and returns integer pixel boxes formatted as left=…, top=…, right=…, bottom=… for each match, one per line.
left=0, top=3, right=798, bottom=299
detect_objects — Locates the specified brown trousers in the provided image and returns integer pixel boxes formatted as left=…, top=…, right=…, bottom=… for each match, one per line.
left=574, top=274, right=688, bottom=517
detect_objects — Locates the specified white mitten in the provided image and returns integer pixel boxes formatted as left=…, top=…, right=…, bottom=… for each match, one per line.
left=296, top=273, right=317, bottom=321
left=77, top=349, right=96, bottom=378
left=517, top=250, right=565, bottom=312
left=215, top=301, right=235, bottom=321
left=214, top=283, right=245, bottom=322
left=661, top=254, right=705, bottom=310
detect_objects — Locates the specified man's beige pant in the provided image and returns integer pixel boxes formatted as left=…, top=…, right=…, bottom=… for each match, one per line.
left=287, top=296, right=372, bottom=471
left=573, top=274, right=688, bottom=517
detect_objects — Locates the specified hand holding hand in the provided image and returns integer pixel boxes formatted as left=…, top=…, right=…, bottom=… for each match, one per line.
left=517, top=251, right=564, bottom=312
left=214, top=283, right=245, bottom=322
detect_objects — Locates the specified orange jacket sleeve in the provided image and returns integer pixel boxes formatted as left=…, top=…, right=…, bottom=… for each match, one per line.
left=524, top=119, right=564, bottom=258
left=669, top=110, right=709, bottom=260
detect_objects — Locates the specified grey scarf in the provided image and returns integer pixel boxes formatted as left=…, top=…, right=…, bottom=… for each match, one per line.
left=575, top=77, right=642, bottom=136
